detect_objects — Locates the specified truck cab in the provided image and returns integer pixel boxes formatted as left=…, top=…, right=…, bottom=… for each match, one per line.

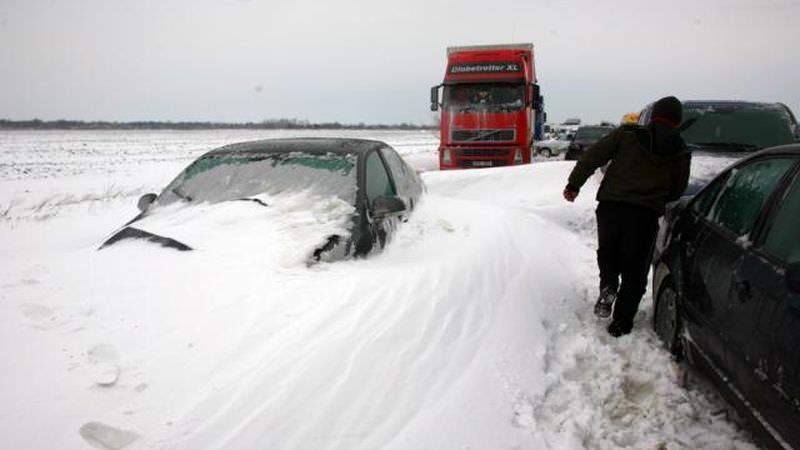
left=431, top=44, right=543, bottom=170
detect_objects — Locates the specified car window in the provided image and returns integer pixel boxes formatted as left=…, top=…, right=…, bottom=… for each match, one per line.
left=708, top=157, right=796, bottom=237
left=691, top=172, right=729, bottom=217
left=763, top=172, right=800, bottom=264
left=159, top=152, right=358, bottom=206
left=380, top=146, right=422, bottom=197
left=380, top=147, right=407, bottom=176
left=365, top=151, right=396, bottom=204
left=682, top=105, right=795, bottom=150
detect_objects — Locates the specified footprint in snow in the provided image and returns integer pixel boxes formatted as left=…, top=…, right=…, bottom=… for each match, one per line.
left=79, top=422, right=139, bottom=450
left=87, top=344, right=121, bottom=387
left=20, top=303, right=93, bottom=330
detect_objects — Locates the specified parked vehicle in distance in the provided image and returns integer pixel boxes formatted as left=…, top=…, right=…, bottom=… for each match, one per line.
left=563, top=125, right=615, bottom=160
left=430, top=43, right=543, bottom=169
left=99, top=138, right=424, bottom=263
left=534, top=138, right=570, bottom=158
left=651, top=144, right=800, bottom=450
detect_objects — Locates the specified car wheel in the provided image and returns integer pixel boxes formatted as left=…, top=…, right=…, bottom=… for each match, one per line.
left=538, top=148, right=552, bottom=158
left=654, top=278, right=682, bottom=357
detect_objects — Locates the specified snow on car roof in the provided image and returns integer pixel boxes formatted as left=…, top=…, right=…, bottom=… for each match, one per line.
left=205, top=137, right=388, bottom=157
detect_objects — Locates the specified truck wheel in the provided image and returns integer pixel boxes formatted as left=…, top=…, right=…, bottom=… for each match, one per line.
left=654, top=278, right=682, bottom=357
left=538, top=148, right=552, bottom=158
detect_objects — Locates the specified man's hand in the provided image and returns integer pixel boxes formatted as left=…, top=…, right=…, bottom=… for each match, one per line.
left=563, top=188, right=578, bottom=202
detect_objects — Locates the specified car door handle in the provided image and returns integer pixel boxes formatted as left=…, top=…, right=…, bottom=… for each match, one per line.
left=735, top=280, right=751, bottom=302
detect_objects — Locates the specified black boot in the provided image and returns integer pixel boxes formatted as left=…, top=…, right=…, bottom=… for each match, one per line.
left=594, top=286, right=617, bottom=318
left=607, top=320, right=632, bottom=337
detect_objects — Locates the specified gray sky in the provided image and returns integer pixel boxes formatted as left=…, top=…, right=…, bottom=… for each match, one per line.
left=1, top=0, right=798, bottom=125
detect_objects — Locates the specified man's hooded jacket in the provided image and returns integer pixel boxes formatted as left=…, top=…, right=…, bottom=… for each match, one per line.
left=566, top=123, right=691, bottom=215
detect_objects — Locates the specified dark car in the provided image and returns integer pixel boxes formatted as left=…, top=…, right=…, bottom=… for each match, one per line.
left=100, top=138, right=424, bottom=263
left=639, top=100, right=798, bottom=153
left=563, top=125, right=615, bottom=160
left=640, top=100, right=799, bottom=194
left=651, top=144, right=800, bottom=449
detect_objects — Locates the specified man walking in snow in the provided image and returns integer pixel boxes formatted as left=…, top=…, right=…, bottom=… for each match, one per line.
left=562, top=96, right=691, bottom=337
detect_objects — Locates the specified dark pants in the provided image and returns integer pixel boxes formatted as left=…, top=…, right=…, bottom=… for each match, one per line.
left=596, top=201, right=659, bottom=327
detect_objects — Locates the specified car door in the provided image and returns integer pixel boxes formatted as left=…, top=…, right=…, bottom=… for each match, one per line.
left=363, top=149, right=399, bottom=250
left=675, top=173, right=729, bottom=366
left=733, top=164, right=800, bottom=447
left=696, top=156, right=796, bottom=395
left=685, top=157, right=797, bottom=374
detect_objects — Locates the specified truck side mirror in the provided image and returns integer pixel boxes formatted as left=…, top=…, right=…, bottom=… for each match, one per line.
left=530, top=84, right=541, bottom=109
left=430, top=85, right=441, bottom=112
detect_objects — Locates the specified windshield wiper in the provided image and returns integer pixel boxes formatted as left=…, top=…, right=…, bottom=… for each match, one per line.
left=171, top=187, right=193, bottom=202
left=687, top=142, right=760, bottom=152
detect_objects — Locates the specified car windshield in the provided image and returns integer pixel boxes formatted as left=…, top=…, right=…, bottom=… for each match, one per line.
left=157, top=151, right=358, bottom=206
left=575, top=127, right=612, bottom=141
left=443, top=83, right=525, bottom=113
left=682, top=104, right=796, bottom=151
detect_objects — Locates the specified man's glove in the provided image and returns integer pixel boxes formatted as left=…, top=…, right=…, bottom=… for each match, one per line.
left=563, top=187, right=578, bottom=202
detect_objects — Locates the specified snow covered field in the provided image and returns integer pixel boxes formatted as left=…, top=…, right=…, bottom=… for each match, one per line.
left=0, top=130, right=756, bottom=449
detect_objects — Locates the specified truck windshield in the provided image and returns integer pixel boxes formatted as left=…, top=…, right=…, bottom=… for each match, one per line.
left=444, top=84, right=525, bottom=113
left=682, top=104, right=796, bottom=151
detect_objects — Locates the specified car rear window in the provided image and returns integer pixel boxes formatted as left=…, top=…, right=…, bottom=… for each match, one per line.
left=682, top=105, right=795, bottom=150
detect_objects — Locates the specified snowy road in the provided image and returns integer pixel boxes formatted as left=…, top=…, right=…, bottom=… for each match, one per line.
left=0, top=130, right=756, bottom=449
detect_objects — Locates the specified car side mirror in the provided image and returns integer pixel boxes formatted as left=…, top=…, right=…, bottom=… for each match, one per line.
left=372, top=196, right=406, bottom=219
left=786, top=263, right=800, bottom=294
left=137, top=193, right=157, bottom=212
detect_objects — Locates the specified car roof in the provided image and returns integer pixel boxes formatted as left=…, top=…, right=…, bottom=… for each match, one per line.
left=682, top=100, right=798, bottom=125
left=730, top=144, right=800, bottom=168
left=745, top=143, right=800, bottom=157
left=203, top=138, right=388, bottom=157
left=683, top=100, right=787, bottom=110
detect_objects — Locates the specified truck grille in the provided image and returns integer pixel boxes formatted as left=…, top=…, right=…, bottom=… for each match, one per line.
left=460, top=159, right=509, bottom=168
left=456, top=148, right=510, bottom=158
left=451, top=129, right=515, bottom=142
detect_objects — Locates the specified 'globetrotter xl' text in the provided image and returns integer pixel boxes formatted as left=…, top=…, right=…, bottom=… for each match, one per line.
left=448, top=62, right=522, bottom=74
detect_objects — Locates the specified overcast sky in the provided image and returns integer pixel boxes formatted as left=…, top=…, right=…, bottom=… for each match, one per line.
left=0, top=0, right=798, bottom=125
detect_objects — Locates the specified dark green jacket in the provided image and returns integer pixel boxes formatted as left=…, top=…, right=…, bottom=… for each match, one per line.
left=567, top=125, right=691, bottom=215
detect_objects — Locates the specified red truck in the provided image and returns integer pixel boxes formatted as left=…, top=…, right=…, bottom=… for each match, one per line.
left=430, top=43, right=543, bottom=170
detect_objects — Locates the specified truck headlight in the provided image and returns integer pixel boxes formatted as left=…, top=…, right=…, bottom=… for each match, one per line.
left=513, top=148, right=523, bottom=164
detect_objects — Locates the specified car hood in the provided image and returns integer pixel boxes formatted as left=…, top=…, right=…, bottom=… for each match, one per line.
left=100, top=193, right=356, bottom=268
left=685, top=153, right=740, bottom=195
